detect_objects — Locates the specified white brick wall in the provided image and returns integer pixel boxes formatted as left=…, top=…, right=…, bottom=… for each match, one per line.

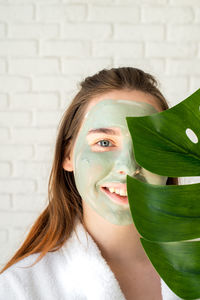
left=0, top=0, right=200, bottom=267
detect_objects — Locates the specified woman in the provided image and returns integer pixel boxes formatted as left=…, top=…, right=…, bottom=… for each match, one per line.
left=0, top=67, right=179, bottom=300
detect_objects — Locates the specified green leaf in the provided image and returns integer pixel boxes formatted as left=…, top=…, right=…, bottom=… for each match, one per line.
left=126, top=89, right=200, bottom=299
left=140, top=239, right=200, bottom=300
left=126, top=89, right=200, bottom=177
left=127, top=176, right=200, bottom=242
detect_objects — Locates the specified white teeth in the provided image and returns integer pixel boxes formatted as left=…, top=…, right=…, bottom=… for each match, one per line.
left=107, top=187, right=127, bottom=196
left=120, top=190, right=126, bottom=196
left=109, top=188, right=114, bottom=193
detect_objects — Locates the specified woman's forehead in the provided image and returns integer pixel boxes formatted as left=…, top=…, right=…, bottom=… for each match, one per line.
left=85, top=89, right=161, bottom=113
left=83, top=99, right=158, bottom=130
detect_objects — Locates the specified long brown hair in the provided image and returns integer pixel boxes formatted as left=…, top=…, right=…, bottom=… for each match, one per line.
left=0, top=67, right=178, bottom=274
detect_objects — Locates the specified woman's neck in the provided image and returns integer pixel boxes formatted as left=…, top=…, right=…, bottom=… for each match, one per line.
left=82, top=201, right=150, bottom=265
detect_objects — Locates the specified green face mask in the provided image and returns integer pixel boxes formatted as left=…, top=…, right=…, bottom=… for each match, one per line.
left=73, top=99, right=167, bottom=225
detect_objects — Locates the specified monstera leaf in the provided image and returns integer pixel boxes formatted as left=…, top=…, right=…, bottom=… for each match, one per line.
left=126, top=89, right=200, bottom=300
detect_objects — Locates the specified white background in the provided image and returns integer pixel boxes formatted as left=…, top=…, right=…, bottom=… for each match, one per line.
left=0, top=0, right=200, bottom=267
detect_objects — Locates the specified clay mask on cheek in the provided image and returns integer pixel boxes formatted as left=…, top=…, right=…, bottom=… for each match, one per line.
left=73, top=99, right=168, bottom=225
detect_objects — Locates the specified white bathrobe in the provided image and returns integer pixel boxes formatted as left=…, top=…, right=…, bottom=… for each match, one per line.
left=0, top=219, right=181, bottom=300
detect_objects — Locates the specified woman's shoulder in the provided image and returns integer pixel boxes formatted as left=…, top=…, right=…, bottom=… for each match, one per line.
left=0, top=250, right=73, bottom=300
left=0, top=253, right=41, bottom=299
left=0, top=252, right=40, bottom=280
left=0, top=219, right=86, bottom=275
left=0, top=220, right=127, bottom=300
left=0, top=226, right=80, bottom=273
left=0, top=220, right=93, bottom=299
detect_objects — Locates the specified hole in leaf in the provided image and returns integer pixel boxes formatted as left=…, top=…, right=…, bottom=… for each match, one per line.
left=185, top=128, right=198, bottom=144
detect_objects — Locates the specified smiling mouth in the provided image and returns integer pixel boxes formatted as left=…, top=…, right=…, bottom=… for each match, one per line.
left=100, top=186, right=129, bottom=206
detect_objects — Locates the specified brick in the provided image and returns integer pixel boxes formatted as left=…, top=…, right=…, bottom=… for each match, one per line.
left=8, top=0, right=58, bottom=2
left=11, top=93, right=59, bottom=110
left=0, top=195, right=11, bottom=210
left=0, top=23, right=5, bottom=38
left=41, top=40, right=90, bottom=57
left=117, top=0, right=167, bottom=3
left=9, top=58, right=60, bottom=75
left=35, top=145, right=54, bottom=161
left=0, top=59, right=6, bottom=74
left=93, top=41, right=143, bottom=58
left=61, top=23, right=112, bottom=40
left=0, top=5, right=34, bottom=21
left=159, top=76, right=188, bottom=94
left=62, top=58, right=111, bottom=75
left=13, top=161, right=51, bottom=179
left=0, top=180, right=35, bottom=193
left=88, top=6, right=139, bottom=22
left=195, top=8, right=200, bottom=23
left=0, top=145, right=33, bottom=160
left=0, top=163, right=11, bottom=177
left=142, top=6, right=193, bottom=23
left=0, top=76, right=30, bottom=92
left=169, top=0, right=200, bottom=5
left=37, top=4, right=86, bottom=21
left=114, top=24, right=164, bottom=41
left=0, top=211, right=38, bottom=227
left=0, top=111, right=32, bottom=126
left=167, top=25, right=200, bottom=42
left=166, top=60, right=200, bottom=75
left=7, top=229, right=27, bottom=249
left=0, top=230, right=8, bottom=243
left=13, top=194, right=47, bottom=211
left=12, top=128, right=57, bottom=143
left=162, top=91, right=190, bottom=108
left=32, top=76, right=79, bottom=92
left=37, top=178, right=49, bottom=193
left=0, top=128, right=9, bottom=141
left=0, top=244, right=17, bottom=267
left=145, top=42, right=196, bottom=58
left=63, top=0, right=116, bottom=3
left=114, top=58, right=165, bottom=74
left=9, top=23, right=59, bottom=39
left=35, top=110, right=63, bottom=126
left=0, top=41, right=37, bottom=56
left=8, top=228, right=27, bottom=246
left=0, top=244, right=16, bottom=267
left=60, top=91, right=76, bottom=109
left=0, top=94, right=8, bottom=109
left=190, top=77, right=200, bottom=93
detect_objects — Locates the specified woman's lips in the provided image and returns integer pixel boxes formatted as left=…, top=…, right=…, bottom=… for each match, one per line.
left=100, top=186, right=129, bottom=206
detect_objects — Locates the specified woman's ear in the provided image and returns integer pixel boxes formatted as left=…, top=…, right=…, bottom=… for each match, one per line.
left=62, top=141, right=74, bottom=172
left=62, top=155, right=74, bottom=172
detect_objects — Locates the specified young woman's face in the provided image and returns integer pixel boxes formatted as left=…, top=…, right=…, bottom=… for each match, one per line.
left=64, top=90, right=168, bottom=225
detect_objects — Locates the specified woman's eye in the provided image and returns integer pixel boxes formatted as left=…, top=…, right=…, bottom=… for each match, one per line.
left=97, top=140, right=113, bottom=147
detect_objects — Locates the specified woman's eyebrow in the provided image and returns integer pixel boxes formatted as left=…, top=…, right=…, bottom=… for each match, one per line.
left=87, top=128, right=120, bottom=136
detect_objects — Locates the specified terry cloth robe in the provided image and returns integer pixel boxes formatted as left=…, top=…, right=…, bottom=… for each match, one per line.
left=0, top=219, right=181, bottom=300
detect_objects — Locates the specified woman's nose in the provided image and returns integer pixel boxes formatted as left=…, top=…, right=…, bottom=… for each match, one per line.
left=114, top=147, right=138, bottom=177
left=117, top=170, right=126, bottom=175
left=116, top=164, right=136, bottom=176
